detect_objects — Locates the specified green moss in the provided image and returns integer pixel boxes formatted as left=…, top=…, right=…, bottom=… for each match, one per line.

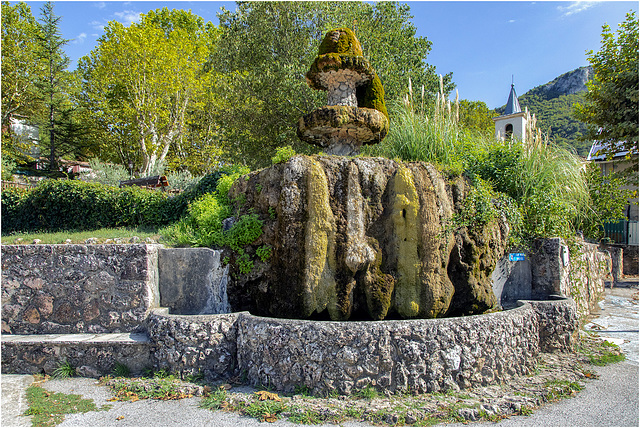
left=318, top=28, right=363, bottom=56
left=303, top=159, right=338, bottom=319
left=356, top=73, right=389, bottom=121
left=391, top=165, right=421, bottom=318
left=363, top=239, right=395, bottom=320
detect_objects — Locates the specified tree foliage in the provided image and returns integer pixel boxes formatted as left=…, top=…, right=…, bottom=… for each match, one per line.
left=211, top=1, right=453, bottom=168
left=34, top=1, right=74, bottom=171
left=457, top=99, right=496, bottom=137
left=575, top=11, right=639, bottom=165
left=1, top=1, right=42, bottom=161
left=78, top=8, right=218, bottom=175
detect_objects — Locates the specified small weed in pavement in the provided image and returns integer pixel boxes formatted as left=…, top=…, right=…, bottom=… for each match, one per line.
left=577, top=332, right=626, bottom=366
left=23, top=385, right=109, bottom=427
left=52, top=360, right=75, bottom=379
left=543, top=379, right=583, bottom=401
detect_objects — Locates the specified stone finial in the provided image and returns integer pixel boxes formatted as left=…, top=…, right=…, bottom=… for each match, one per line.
left=297, top=28, right=389, bottom=156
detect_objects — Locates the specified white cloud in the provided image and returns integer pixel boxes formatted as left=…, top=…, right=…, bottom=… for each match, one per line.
left=95, top=2, right=106, bottom=10
left=557, top=1, right=599, bottom=17
left=72, top=32, right=87, bottom=44
left=114, top=10, right=142, bottom=26
left=90, top=20, right=105, bottom=31
left=508, top=19, right=516, bottom=23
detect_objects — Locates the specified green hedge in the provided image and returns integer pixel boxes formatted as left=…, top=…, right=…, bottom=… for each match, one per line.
left=1, top=167, right=242, bottom=234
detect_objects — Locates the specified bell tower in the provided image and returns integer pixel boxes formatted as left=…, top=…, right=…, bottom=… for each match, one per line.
left=493, top=82, right=528, bottom=142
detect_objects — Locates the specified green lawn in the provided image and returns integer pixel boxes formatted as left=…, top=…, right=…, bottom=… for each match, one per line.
left=1, top=226, right=163, bottom=245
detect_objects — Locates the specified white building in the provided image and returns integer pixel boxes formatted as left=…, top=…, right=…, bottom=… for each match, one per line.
left=9, top=116, right=40, bottom=159
left=493, top=84, right=528, bottom=142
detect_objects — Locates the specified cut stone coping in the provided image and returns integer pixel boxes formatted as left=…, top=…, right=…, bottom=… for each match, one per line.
left=1, top=332, right=151, bottom=344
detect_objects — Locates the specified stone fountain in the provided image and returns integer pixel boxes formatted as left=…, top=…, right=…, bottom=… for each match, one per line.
left=0, top=27, right=601, bottom=399
left=297, top=28, right=389, bottom=156
left=227, top=28, right=510, bottom=321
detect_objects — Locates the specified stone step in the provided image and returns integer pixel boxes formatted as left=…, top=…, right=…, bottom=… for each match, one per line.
left=1, top=332, right=154, bottom=378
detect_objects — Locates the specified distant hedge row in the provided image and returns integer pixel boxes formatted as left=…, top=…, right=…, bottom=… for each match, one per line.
left=1, top=168, right=238, bottom=233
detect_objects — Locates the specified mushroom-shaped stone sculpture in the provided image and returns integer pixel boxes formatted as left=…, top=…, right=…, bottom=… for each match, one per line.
left=297, top=28, right=389, bottom=156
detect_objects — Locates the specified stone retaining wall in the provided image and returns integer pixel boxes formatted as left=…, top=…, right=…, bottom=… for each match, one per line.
left=565, top=241, right=610, bottom=319
left=236, top=306, right=540, bottom=395
left=1, top=333, right=153, bottom=376
left=526, top=298, right=579, bottom=352
left=1, top=245, right=160, bottom=334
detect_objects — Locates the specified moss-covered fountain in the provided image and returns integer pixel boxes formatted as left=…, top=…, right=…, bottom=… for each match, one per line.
left=226, top=29, right=509, bottom=321
left=2, top=28, right=596, bottom=398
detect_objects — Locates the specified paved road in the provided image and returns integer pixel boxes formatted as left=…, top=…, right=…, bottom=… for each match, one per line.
left=2, top=286, right=638, bottom=427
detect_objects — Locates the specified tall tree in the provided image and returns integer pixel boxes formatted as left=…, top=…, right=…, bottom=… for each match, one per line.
left=34, top=1, right=72, bottom=171
left=1, top=1, right=43, bottom=161
left=78, top=8, right=215, bottom=175
left=211, top=1, right=453, bottom=168
left=458, top=100, right=497, bottom=137
left=575, top=11, right=639, bottom=170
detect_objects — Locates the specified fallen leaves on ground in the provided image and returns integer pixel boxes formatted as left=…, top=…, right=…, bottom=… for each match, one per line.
left=255, top=391, right=281, bottom=401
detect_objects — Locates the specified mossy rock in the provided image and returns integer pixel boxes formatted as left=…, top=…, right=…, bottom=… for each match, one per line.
left=305, top=28, right=389, bottom=125
left=317, top=28, right=363, bottom=56
left=297, top=105, right=389, bottom=149
left=357, top=72, right=389, bottom=121
left=307, top=54, right=375, bottom=91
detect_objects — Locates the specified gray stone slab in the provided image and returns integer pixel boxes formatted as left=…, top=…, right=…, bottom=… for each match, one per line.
left=1, top=374, right=34, bottom=427
left=1, top=332, right=151, bottom=344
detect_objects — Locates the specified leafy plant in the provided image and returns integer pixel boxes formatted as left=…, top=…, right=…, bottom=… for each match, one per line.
left=112, top=362, right=131, bottom=378
left=353, top=384, right=379, bottom=400
left=79, top=158, right=129, bottom=187
left=199, top=386, right=229, bottom=411
left=271, top=146, right=297, bottom=164
left=293, top=384, right=311, bottom=397
left=52, top=360, right=75, bottom=379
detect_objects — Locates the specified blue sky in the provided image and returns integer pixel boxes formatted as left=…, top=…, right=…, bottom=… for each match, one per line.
left=17, top=1, right=639, bottom=108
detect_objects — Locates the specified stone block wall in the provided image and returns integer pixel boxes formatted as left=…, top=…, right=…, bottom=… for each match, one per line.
left=1, top=333, right=153, bottom=377
left=235, top=306, right=540, bottom=396
left=158, top=248, right=229, bottom=315
left=526, top=298, right=579, bottom=352
left=565, top=241, right=610, bottom=319
left=1, top=244, right=160, bottom=334
left=623, top=245, right=639, bottom=275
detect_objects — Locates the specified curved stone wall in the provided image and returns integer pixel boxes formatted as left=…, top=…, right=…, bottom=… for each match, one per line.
left=236, top=305, right=540, bottom=395
left=146, top=309, right=240, bottom=381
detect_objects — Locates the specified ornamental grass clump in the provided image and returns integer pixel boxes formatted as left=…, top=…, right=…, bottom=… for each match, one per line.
left=366, top=77, right=593, bottom=245
left=364, top=76, right=463, bottom=174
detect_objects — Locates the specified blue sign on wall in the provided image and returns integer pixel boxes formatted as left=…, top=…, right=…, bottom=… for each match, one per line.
left=509, top=253, right=526, bottom=261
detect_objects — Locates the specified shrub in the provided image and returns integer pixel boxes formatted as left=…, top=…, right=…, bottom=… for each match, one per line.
left=1, top=165, right=248, bottom=234
left=79, top=158, right=129, bottom=187
left=271, top=146, right=297, bottom=164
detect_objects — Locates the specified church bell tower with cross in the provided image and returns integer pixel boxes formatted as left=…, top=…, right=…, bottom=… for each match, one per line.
left=493, top=80, right=528, bottom=142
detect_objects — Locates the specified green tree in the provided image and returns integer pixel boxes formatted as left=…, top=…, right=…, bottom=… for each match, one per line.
left=34, top=1, right=73, bottom=171
left=211, top=1, right=452, bottom=168
left=1, top=1, right=43, bottom=162
left=78, top=8, right=216, bottom=176
left=575, top=11, right=639, bottom=169
left=458, top=99, right=496, bottom=136
left=580, top=162, right=637, bottom=239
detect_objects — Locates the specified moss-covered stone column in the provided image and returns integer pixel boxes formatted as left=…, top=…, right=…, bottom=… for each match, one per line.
left=297, top=28, right=389, bottom=156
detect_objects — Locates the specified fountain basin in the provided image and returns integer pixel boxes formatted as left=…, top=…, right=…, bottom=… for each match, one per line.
left=147, top=297, right=577, bottom=395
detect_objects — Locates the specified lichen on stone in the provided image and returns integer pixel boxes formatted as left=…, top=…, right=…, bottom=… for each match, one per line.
left=303, top=159, right=338, bottom=318
left=390, top=164, right=421, bottom=318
